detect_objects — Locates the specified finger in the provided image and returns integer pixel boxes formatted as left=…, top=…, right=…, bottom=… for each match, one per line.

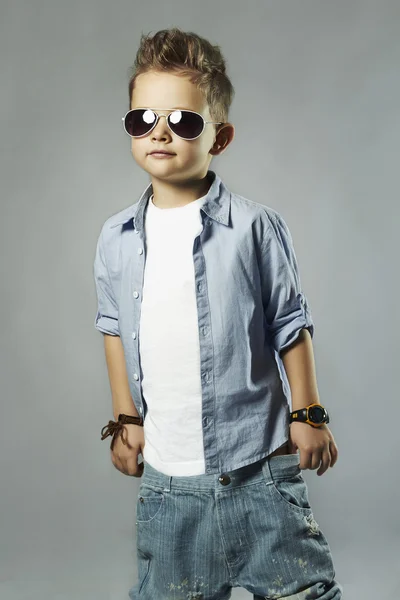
left=126, top=454, right=143, bottom=477
left=299, top=450, right=312, bottom=470
left=311, top=450, right=323, bottom=470
left=329, top=442, right=338, bottom=467
left=130, top=455, right=143, bottom=475
left=110, top=449, right=119, bottom=466
left=131, top=464, right=144, bottom=478
left=112, top=454, right=123, bottom=473
left=317, top=447, right=331, bottom=476
left=112, top=449, right=131, bottom=475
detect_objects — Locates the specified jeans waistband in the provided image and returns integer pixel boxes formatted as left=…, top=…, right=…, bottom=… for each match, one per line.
left=140, top=452, right=301, bottom=493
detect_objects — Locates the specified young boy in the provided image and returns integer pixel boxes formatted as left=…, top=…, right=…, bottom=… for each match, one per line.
left=94, top=27, right=343, bottom=600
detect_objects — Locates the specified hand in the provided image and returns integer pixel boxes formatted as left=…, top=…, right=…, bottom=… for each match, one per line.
left=110, top=424, right=146, bottom=477
left=288, top=421, right=338, bottom=476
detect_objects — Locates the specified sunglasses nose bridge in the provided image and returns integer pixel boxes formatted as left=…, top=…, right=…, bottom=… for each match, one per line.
left=150, top=112, right=172, bottom=134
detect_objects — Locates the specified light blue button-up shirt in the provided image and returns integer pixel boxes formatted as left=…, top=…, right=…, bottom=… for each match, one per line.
left=93, top=169, right=314, bottom=473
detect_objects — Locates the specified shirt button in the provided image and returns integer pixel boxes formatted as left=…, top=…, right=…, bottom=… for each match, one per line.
left=132, top=332, right=137, bottom=339
left=133, top=373, right=139, bottom=380
left=218, top=474, right=231, bottom=485
left=139, top=407, right=143, bottom=413
left=138, top=248, right=143, bottom=255
left=133, top=291, right=139, bottom=298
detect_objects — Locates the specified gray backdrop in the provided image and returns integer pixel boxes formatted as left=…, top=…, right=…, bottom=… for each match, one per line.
left=1, top=1, right=399, bottom=598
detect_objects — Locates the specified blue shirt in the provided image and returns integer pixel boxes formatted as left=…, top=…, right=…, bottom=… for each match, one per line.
left=93, top=169, right=314, bottom=473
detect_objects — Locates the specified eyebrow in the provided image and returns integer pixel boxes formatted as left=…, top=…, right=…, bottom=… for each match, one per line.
left=134, top=106, right=193, bottom=111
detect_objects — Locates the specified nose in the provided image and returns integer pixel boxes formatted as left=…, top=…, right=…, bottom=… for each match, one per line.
left=151, top=114, right=171, bottom=137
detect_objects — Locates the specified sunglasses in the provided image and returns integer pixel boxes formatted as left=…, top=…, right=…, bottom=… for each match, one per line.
left=121, top=108, right=223, bottom=141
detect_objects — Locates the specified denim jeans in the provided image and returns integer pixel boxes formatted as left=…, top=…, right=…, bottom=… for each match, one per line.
left=129, top=452, right=343, bottom=599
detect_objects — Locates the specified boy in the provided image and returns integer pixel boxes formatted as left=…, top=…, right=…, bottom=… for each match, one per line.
left=94, top=27, right=343, bottom=600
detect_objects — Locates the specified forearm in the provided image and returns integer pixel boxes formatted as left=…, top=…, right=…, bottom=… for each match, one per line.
left=279, top=328, right=321, bottom=411
left=103, top=334, right=139, bottom=420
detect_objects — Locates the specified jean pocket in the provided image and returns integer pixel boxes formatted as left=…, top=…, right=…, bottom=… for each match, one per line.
left=267, top=455, right=313, bottom=515
left=136, top=485, right=165, bottom=523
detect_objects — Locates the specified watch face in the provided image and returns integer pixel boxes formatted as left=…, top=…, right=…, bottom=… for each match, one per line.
left=309, top=405, right=325, bottom=423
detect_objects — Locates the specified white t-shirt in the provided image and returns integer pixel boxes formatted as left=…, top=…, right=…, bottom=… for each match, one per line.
left=139, top=192, right=208, bottom=475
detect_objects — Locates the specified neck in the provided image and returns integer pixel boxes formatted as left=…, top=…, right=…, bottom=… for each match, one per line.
left=150, top=172, right=211, bottom=209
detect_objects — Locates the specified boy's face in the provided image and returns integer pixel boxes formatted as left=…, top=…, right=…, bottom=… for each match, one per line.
left=129, top=70, right=232, bottom=182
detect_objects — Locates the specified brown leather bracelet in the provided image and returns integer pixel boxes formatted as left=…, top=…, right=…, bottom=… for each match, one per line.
left=101, top=413, right=144, bottom=451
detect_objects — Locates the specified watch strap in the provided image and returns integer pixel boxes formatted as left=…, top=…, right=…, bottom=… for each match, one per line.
left=289, top=404, right=329, bottom=427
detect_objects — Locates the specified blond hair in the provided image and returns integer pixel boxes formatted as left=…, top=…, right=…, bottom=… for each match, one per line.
left=127, top=27, right=235, bottom=124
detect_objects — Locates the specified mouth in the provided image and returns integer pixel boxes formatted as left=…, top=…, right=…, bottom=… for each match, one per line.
left=149, top=149, right=175, bottom=155
left=149, top=152, right=176, bottom=158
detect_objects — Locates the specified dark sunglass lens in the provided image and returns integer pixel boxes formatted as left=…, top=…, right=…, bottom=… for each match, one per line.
left=169, top=111, right=204, bottom=139
left=125, top=109, right=156, bottom=136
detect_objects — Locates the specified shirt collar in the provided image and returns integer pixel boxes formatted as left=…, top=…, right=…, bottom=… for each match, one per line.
left=109, top=169, right=231, bottom=231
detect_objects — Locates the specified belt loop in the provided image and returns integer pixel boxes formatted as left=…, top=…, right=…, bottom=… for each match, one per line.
left=260, top=455, right=273, bottom=485
left=162, top=475, right=172, bottom=493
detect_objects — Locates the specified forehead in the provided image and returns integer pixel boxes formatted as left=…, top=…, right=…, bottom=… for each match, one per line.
left=131, top=70, right=209, bottom=115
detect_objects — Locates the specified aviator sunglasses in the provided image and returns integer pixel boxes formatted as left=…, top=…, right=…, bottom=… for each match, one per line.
left=122, top=107, right=223, bottom=141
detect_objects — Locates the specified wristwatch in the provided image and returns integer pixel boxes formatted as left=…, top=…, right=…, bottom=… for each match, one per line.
left=289, top=403, right=330, bottom=427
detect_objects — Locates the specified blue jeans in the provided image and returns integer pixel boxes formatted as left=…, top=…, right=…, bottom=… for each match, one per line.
left=129, top=452, right=343, bottom=599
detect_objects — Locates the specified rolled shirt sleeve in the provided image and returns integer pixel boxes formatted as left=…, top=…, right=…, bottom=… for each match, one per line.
left=93, top=225, right=120, bottom=336
left=260, top=211, right=314, bottom=355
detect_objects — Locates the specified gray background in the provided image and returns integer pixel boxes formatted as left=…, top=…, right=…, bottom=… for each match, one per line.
left=1, top=1, right=399, bottom=598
